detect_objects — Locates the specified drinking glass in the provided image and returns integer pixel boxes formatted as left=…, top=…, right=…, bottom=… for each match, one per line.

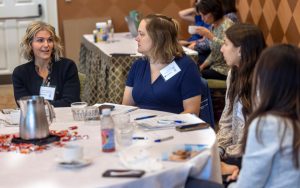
left=71, top=102, right=87, bottom=121
left=112, top=113, right=133, bottom=148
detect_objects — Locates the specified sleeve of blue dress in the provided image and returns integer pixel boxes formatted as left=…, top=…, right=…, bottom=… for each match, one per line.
left=126, top=60, right=138, bottom=87
left=180, top=61, right=202, bottom=100
left=51, top=60, right=81, bottom=107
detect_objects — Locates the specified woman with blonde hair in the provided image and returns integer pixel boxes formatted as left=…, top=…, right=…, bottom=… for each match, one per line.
left=12, top=21, right=80, bottom=107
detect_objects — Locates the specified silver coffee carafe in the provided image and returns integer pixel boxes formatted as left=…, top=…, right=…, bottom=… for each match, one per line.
left=18, top=96, right=55, bottom=140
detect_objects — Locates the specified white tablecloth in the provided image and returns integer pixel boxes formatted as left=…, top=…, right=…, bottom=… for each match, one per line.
left=83, top=33, right=198, bottom=57
left=0, top=107, right=221, bottom=188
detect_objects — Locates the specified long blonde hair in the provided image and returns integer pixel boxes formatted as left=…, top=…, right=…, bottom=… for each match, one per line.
left=20, top=21, right=63, bottom=61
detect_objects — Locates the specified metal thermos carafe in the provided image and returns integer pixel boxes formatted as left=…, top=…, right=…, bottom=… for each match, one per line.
left=18, top=96, right=55, bottom=140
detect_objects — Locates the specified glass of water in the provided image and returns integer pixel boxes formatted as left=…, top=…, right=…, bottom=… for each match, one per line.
left=112, top=113, right=133, bottom=148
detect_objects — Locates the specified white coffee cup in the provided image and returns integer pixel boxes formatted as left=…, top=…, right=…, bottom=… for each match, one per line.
left=63, top=144, right=83, bottom=162
left=188, top=25, right=198, bottom=35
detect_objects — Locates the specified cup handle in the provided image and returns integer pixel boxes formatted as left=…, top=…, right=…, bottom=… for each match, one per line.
left=44, top=100, right=55, bottom=125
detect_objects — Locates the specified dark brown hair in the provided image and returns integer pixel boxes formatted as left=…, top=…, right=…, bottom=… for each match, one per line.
left=225, top=23, right=266, bottom=118
left=243, top=44, right=300, bottom=168
left=144, top=14, right=183, bottom=63
left=196, top=0, right=224, bottom=21
left=222, top=0, right=237, bottom=14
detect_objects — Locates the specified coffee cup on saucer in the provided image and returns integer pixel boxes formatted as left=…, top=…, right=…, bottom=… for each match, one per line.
left=62, top=144, right=83, bottom=162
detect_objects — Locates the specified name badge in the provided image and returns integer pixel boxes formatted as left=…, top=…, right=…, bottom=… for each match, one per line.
left=160, top=61, right=181, bottom=81
left=40, top=86, right=56, bottom=100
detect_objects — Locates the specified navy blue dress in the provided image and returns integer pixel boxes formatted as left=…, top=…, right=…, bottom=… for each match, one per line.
left=126, top=55, right=203, bottom=114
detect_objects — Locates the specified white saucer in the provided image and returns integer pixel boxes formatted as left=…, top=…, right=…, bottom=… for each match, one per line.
left=56, top=158, right=92, bottom=169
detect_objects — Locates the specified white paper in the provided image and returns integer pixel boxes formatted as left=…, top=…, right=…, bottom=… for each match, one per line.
left=93, top=103, right=138, bottom=114
left=137, top=113, right=204, bottom=130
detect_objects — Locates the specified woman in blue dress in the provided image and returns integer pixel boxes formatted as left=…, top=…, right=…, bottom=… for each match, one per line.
left=122, top=14, right=203, bottom=115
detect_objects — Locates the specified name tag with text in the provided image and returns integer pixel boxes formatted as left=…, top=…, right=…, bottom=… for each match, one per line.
left=160, top=61, right=181, bottom=81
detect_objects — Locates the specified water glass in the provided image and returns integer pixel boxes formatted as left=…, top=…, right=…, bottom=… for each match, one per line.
left=71, top=102, right=88, bottom=121
left=112, top=113, right=133, bottom=148
left=84, top=106, right=99, bottom=121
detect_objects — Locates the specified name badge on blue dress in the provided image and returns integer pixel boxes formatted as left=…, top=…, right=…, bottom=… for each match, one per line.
left=40, top=86, right=56, bottom=100
left=160, top=61, right=181, bottom=81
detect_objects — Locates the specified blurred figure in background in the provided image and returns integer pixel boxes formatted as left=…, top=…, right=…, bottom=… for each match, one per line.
left=178, top=0, right=210, bottom=46
left=12, top=21, right=80, bottom=107
left=192, top=0, right=234, bottom=80
left=223, top=0, right=239, bottom=23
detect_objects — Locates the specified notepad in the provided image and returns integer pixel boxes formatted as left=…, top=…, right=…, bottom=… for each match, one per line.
left=137, top=113, right=205, bottom=130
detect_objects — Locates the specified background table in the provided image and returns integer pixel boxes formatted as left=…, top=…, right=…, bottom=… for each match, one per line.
left=0, top=107, right=221, bottom=188
left=79, top=33, right=198, bottom=105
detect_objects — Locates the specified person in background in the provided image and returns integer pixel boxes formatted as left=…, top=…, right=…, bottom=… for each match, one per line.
left=227, top=44, right=300, bottom=188
left=222, top=0, right=239, bottom=23
left=217, top=23, right=266, bottom=185
left=122, top=14, right=203, bottom=116
left=178, top=0, right=210, bottom=46
left=12, top=21, right=80, bottom=107
left=191, top=0, right=234, bottom=80
left=188, top=0, right=238, bottom=67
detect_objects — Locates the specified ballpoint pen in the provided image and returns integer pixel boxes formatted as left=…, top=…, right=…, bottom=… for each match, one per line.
left=154, top=136, right=174, bottom=143
left=157, top=120, right=186, bottom=124
left=134, top=115, right=157, bottom=121
left=125, top=108, right=139, bottom=114
left=132, top=137, right=148, bottom=140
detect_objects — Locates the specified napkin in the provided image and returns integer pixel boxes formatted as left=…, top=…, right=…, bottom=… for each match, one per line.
left=0, top=110, right=20, bottom=126
left=118, top=145, right=163, bottom=172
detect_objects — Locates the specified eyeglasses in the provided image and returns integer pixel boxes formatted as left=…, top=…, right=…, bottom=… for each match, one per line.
left=33, top=37, right=54, bottom=44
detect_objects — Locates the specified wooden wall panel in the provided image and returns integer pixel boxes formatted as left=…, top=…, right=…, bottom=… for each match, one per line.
left=237, top=0, right=300, bottom=46
left=57, top=0, right=191, bottom=47
left=57, top=0, right=300, bottom=62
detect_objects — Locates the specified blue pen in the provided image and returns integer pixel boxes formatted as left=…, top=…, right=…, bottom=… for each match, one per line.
left=134, top=115, right=157, bottom=121
left=125, top=108, right=139, bottom=114
left=132, top=137, right=148, bottom=140
left=157, top=120, right=186, bottom=124
left=154, top=136, right=174, bottom=142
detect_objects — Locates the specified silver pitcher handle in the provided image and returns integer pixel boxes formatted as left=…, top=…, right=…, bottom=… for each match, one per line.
left=45, top=100, right=55, bottom=125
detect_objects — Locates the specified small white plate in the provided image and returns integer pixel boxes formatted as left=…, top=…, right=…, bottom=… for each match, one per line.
left=57, top=158, right=92, bottom=169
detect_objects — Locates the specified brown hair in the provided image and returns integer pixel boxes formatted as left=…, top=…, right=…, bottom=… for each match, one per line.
left=243, top=44, right=300, bottom=168
left=143, top=14, right=183, bottom=63
left=20, top=21, right=63, bottom=61
left=196, top=0, right=224, bottom=21
left=225, top=23, right=266, bottom=118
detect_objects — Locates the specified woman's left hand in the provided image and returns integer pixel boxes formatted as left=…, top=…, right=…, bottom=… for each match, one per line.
left=221, top=162, right=240, bottom=181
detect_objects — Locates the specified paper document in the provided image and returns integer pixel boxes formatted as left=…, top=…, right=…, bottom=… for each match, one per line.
left=137, top=113, right=205, bottom=130
left=93, top=103, right=138, bottom=114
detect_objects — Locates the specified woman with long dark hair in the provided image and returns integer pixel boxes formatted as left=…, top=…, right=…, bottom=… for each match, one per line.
left=228, top=44, right=300, bottom=187
left=217, top=23, right=266, bottom=176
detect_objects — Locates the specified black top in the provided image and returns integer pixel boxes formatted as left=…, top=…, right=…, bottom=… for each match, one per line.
left=12, top=57, right=81, bottom=107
